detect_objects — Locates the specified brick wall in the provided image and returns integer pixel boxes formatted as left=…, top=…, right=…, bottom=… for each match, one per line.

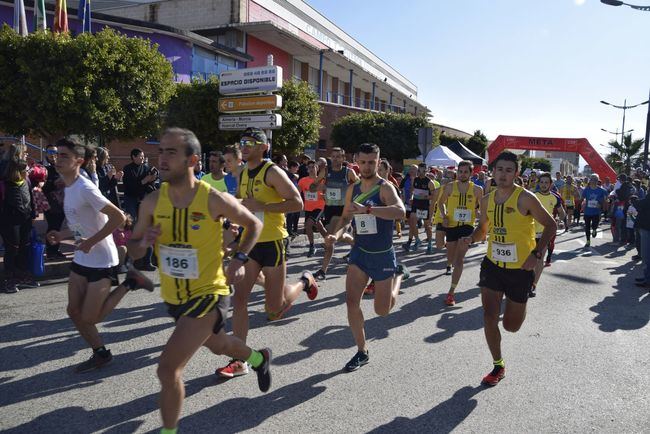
left=108, top=0, right=233, bottom=30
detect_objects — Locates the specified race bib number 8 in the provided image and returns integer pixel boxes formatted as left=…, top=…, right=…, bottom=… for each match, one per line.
left=305, top=191, right=318, bottom=202
left=160, top=245, right=199, bottom=279
left=454, top=207, right=472, bottom=223
left=326, top=188, right=342, bottom=201
left=416, top=209, right=428, bottom=219
left=354, top=214, right=378, bottom=235
left=491, top=242, right=517, bottom=263
left=587, top=199, right=599, bottom=209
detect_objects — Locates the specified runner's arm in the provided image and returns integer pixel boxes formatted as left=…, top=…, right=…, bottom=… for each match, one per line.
left=78, top=202, right=125, bottom=253
left=208, top=189, right=261, bottom=255
left=329, top=185, right=354, bottom=239
left=468, top=195, right=489, bottom=243
left=126, top=192, right=158, bottom=260
left=428, top=182, right=437, bottom=220
left=368, top=183, right=405, bottom=220
left=348, top=169, right=359, bottom=184
left=262, top=166, right=303, bottom=213
left=438, top=184, right=451, bottom=219
left=523, top=191, right=557, bottom=255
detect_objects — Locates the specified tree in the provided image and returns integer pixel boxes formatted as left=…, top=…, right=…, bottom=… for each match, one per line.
left=273, top=79, right=322, bottom=155
left=466, top=130, right=489, bottom=157
left=0, top=26, right=175, bottom=141
left=520, top=156, right=552, bottom=172
left=608, top=133, right=643, bottom=175
left=165, top=76, right=239, bottom=151
left=330, top=112, right=429, bottom=161
left=439, top=132, right=467, bottom=149
left=605, top=152, right=624, bottom=174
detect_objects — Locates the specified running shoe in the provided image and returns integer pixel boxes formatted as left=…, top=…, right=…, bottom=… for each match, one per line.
left=344, top=350, right=369, bottom=372
left=445, top=293, right=455, bottom=306
left=216, top=360, right=249, bottom=378
left=445, top=265, right=452, bottom=275
left=592, top=228, right=597, bottom=238
left=267, top=302, right=293, bottom=321
left=17, top=277, right=40, bottom=289
left=528, top=284, right=536, bottom=298
left=126, top=267, right=155, bottom=292
left=402, top=241, right=411, bottom=252
left=412, top=238, right=421, bottom=251
left=252, top=348, right=272, bottom=392
left=75, top=350, right=113, bottom=373
left=426, top=244, right=433, bottom=255
left=3, top=280, right=18, bottom=294
left=396, top=264, right=410, bottom=280
left=363, top=281, right=375, bottom=296
left=301, top=271, right=318, bottom=300
left=307, top=246, right=317, bottom=257
left=585, top=240, right=591, bottom=247
left=314, top=269, right=326, bottom=281
left=481, top=366, right=506, bottom=387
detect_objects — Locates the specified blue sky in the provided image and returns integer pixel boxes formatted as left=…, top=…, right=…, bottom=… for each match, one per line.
left=306, top=0, right=650, bottom=160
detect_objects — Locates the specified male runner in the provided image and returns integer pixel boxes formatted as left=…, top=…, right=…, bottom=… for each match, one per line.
left=313, top=147, right=358, bottom=280
left=46, top=138, right=153, bottom=373
left=531, top=172, right=565, bottom=297
left=438, top=160, right=483, bottom=305
left=462, top=151, right=556, bottom=386
left=222, top=145, right=244, bottom=196
left=581, top=174, right=607, bottom=247
left=217, top=128, right=318, bottom=378
left=559, top=175, right=580, bottom=231
left=334, top=143, right=408, bottom=372
left=297, top=160, right=328, bottom=257
left=404, top=163, right=437, bottom=254
left=400, top=165, right=418, bottom=248
left=201, top=151, right=228, bottom=193
left=127, top=128, right=272, bottom=433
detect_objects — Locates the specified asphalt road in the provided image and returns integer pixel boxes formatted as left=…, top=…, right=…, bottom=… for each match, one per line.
left=0, top=222, right=648, bottom=433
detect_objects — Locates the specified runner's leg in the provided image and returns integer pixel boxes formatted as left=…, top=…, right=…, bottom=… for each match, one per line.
left=79, top=279, right=113, bottom=348
left=232, top=260, right=262, bottom=342
left=481, top=287, right=504, bottom=361
left=449, top=240, right=469, bottom=294
left=373, top=275, right=399, bottom=316
left=346, top=264, right=369, bottom=352
left=502, top=298, right=527, bottom=333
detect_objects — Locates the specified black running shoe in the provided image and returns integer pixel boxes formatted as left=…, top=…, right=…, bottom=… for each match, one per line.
left=314, top=270, right=326, bottom=281
left=344, top=350, right=369, bottom=372
left=252, top=348, right=272, bottom=392
left=125, top=267, right=154, bottom=292
left=75, top=350, right=113, bottom=373
left=592, top=228, right=597, bottom=238
left=445, top=266, right=452, bottom=275
left=528, top=285, right=536, bottom=298
left=402, top=241, right=411, bottom=252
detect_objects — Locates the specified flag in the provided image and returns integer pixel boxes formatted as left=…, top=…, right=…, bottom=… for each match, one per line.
left=78, top=0, right=91, bottom=33
left=13, top=0, right=28, bottom=36
left=34, top=0, right=46, bottom=31
left=54, top=0, right=68, bottom=33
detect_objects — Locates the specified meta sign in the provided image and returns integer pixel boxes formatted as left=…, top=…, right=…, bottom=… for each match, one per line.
left=219, top=66, right=283, bottom=95
left=218, top=94, right=283, bottom=113
left=218, top=114, right=283, bottom=130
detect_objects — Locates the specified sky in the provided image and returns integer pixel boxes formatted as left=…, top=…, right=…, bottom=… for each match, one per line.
left=305, top=0, right=650, bottom=163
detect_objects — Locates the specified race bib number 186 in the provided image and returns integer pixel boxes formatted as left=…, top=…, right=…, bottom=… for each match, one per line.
left=160, top=245, right=199, bottom=279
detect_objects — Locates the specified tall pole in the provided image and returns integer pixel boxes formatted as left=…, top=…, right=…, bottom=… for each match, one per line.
left=318, top=50, right=324, bottom=101
left=621, top=98, right=627, bottom=148
left=643, top=91, right=650, bottom=170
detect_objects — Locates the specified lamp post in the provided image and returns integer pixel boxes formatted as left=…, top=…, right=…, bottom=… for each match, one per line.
left=600, top=0, right=650, bottom=11
left=601, top=98, right=649, bottom=166
left=601, top=127, right=634, bottom=151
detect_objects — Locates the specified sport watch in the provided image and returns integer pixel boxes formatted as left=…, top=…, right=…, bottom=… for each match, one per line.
left=233, top=252, right=250, bottom=263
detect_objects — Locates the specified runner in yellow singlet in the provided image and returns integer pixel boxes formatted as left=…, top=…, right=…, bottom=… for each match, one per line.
left=461, top=151, right=556, bottom=387
left=559, top=175, right=580, bottom=231
left=437, top=160, right=483, bottom=306
left=127, top=128, right=272, bottom=434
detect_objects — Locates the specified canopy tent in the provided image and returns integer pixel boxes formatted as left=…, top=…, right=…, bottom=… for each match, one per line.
left=447, top=141, right=486, bottom=165
left=424, top=146, right=463, bottom=167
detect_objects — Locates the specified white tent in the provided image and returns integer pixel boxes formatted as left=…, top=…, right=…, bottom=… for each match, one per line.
left=424, top=146, right=463, bottom=167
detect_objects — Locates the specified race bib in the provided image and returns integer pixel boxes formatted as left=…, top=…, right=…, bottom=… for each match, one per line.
left=160, top=245, right=199, bottom=279
left=491, top=242, right=518, bottom=263
left=566, top=199, right=574, bottom=207
left=254, top=211, right=265, bottom=225
left=305, top=191, right=318, bottom=202
left=326, top=188, right=342, bottom=201
left=587, top=199, right=599, bottom=209
left=354, top=214, right=378, bottom=235
left=416, top=209, right=429, bottom=219
left=454, top=207, right=472, bottom=223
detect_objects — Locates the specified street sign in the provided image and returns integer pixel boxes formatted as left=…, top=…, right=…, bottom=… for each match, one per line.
left=218, top=95, right=283, bottom=113
left=219, top=66, right=283, bottom=95
left=218, top=114, right=283, bottom=130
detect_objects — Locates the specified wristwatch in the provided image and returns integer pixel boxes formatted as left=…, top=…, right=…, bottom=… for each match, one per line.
left=233, top=252, right=249, bottom=263
left=365, top=204, right=372, bottom=214
left=531, top=249, right=542, bottom=259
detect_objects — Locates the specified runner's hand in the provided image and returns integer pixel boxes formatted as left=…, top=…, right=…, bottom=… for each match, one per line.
left=140, top=223, right=162, bottom=247
left=75, top=238, right=94, bottom=253
left=442, top=216, right=449, bottom=227
left=349, top=202, right=366, bottom=214
left=225, top=260, right=245, bottom=284
left=324, top=234, right=337, bottom=247
left=521, top=254, right=538, bottom=271
left=46, top=230, right=61, bottom=245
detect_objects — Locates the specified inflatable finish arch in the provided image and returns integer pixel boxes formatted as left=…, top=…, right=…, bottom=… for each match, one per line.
left=487, top=135, right=616, bottom=181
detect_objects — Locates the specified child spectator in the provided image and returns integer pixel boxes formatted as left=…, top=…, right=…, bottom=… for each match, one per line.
left=29, top=164, right=50, bottom=217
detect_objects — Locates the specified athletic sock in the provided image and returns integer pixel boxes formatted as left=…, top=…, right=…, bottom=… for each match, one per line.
left=449, top=282, right=457, bottom=293
left=160, top=428, right=177, bottom=434
left=246, top=350, right=264, bottom=369
left=493, top=358, right=505, bottom=368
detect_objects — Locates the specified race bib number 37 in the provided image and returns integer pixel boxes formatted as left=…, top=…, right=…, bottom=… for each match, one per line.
left=160, top=245, right=199, bottom=279
left=354, top=214, right=378, bottom=235
left=491, top=242, right=517, bottom=263
left=454, top=207, right=472, bottom=223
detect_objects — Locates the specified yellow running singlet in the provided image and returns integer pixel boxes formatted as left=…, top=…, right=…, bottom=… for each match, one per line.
left=201, top=174, right=227, bottom=193
left=560, top=185, right=576, bottom=207
left=238, top=161, right=288, bottom=243
left=154, top=181, right=228, bottom=304
left=534, top=192, right=559, bottom=235
left=446, top=181, right=478, bottom=227
left=486, top=185, right=536, bottom=269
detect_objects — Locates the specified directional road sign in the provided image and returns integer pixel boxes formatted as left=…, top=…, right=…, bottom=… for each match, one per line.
left=218, top=114, right=283, bottom=130
left=218, top=95, right=283, bottom=113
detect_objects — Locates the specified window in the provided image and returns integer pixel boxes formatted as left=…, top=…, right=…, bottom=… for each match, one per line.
left=293, top=59, right=302, bottom=80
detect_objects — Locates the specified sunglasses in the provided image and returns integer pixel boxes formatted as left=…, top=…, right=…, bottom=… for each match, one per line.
left=46, top=149, right=58, bottom=155
left=239, top=138, right=264, bottom=148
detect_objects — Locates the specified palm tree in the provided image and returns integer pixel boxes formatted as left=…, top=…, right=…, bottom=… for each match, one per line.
left=608, top=134, right=644, bottom=175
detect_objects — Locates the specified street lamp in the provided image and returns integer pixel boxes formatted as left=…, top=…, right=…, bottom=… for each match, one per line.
left=601, top=98, right=650, bottom=168
left=601, top=128, right=633, bottom=155
left=600, top=0, right=650, bottom=11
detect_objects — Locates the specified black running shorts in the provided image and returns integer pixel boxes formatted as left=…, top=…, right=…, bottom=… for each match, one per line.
left=166, top=293, right=230, bottom=334
left=478, top=257, right=534, bottom=304
left=249, top=238, right=288, bottom=268
left=323, top=205, right=344, bottom=227
left=445, top=225, right=474, bottom=242
left=70, top=262, right=119, bottom=285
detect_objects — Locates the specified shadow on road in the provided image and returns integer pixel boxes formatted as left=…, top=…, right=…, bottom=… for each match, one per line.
left=368, top=385, right=485, bottom=433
